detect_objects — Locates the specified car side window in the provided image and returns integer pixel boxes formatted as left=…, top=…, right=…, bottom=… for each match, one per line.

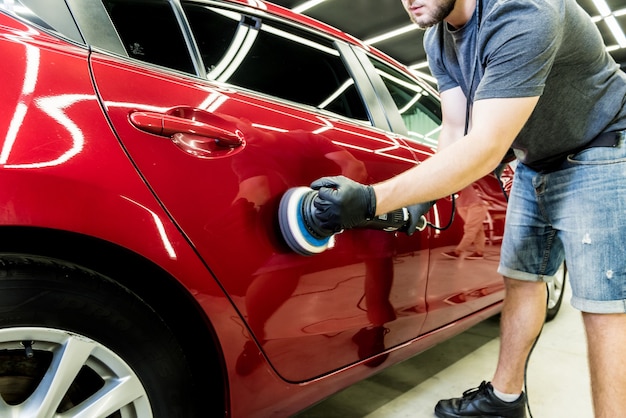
left=369, top=57, right=442, bottom=148
left=181, top=2, right=369, bottom=122
left=102, top=0, right=196, bottom=74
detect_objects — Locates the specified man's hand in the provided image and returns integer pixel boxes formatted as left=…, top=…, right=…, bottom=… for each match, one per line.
left=310, top=176, right=376, bottom=232
left=405, top=201, right=435, bottom=236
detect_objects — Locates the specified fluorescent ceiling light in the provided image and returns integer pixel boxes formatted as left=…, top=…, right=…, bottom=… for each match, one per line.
left=410, top=61, right=429, bottom=70
left=605, top=15, right=626, bottom=48
left=293, top=0, right=328, bottom=14
left=591, top=0, right=612, bottom=16
left=590, top=0, right=626, bottom=48
left=364, top=24, right=418, bottom=45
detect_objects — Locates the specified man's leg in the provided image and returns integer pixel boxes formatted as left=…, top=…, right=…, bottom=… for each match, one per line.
left=434, top=277, right=547, bottom=417
left=583, top=312, right=626, bottom=418
left=491, top=277, right=547, bottom=394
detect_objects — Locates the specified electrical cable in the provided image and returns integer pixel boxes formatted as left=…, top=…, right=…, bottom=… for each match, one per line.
left=424, top=193, right=456, bottom=231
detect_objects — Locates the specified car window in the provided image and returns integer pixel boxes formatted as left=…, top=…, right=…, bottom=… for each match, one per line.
left=181, top=2, right=369, bottom=122
left=102, top=0, right=196, bottom=74
left=368, top=57, right=442, bottom=149
left=0, top=0, right=83, bottom=42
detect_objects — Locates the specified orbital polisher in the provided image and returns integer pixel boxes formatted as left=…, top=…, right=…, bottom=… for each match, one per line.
left=278, top=187, right=427, bottom=256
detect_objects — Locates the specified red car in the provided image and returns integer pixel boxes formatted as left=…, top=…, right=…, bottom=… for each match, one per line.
left=0, top=0, right=565, bottom=417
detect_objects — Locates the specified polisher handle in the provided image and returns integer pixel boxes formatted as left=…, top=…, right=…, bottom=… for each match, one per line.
left=361, top=208, right=427, bottom=233
left=361, top=208, right=408, bottom=231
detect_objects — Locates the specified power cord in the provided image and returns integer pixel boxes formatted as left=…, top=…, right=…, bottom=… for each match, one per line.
left=424, top=193, right=456, bottom=231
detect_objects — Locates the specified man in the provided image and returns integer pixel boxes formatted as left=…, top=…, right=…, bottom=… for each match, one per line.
left=309, top=0, right=626, bottom=416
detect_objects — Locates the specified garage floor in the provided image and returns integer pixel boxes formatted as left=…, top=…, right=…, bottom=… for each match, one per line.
left=295, top=284, right=594, bottom=417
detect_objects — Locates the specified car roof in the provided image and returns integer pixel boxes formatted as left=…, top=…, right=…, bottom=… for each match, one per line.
left=1, top=0, right=436, bottom=96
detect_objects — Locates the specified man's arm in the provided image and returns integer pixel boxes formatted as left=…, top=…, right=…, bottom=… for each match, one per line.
left=437, top=86, right=468, bottom=151
left=372, top=94, right=539, bottom=215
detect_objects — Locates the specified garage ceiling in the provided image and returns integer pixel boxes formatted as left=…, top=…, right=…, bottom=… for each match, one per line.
left=270, top=0, right=626, bottom=83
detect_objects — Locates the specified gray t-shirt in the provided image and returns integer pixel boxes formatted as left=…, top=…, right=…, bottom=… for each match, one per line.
left=424, top=0, right=626, bottom=170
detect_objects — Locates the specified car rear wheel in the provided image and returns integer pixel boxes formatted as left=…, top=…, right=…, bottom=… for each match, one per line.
left=546, top=262, right=567, bottom=322
left=0, top=255, right=199, bottom=417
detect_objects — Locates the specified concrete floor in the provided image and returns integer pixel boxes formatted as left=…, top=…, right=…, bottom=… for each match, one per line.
left=295, top=283, right=594, bottom=417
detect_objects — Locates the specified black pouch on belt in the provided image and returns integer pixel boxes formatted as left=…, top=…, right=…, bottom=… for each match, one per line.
left=534, top=130, right=623, bottom=173
left=579, top=130, right=623, bottom=149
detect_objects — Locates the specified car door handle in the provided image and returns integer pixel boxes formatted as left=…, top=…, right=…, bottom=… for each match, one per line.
left=129, top=108, right=244, bottom=148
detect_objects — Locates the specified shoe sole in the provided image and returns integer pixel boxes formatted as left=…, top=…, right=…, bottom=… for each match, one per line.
left=435, top=406, right=526, bottom=418
left=435, top=411, right=524, bottom=418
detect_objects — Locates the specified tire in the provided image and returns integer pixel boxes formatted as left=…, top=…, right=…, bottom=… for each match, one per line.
left=545, top=262, right=567, bottom=322
left=0, top=255, right=199, bottom=417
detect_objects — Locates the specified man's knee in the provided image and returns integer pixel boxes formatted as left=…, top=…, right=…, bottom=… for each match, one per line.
left=503, top=276, right=546, bottom=293
left=582, top=311, right=626, bottom=334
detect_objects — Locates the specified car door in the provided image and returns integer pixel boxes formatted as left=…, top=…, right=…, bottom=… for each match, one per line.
left=84, top=0, right=431, bottom=381
left=356, top=50, right=507, bottom=333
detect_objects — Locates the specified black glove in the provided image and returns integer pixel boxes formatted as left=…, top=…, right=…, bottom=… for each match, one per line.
left=310, top=176, right=376, bottom=233
left=404, top=201, right=435, bottom=236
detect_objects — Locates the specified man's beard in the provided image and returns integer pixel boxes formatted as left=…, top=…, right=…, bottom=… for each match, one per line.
left=414, top=0, right=457, bottom=29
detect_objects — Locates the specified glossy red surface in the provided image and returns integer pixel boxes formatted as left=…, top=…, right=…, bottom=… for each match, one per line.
left=0, top=3, right=506, bottom=417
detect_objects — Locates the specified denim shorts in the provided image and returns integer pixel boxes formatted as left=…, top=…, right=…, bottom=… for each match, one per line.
left=498, top=132, right=626, bottom=313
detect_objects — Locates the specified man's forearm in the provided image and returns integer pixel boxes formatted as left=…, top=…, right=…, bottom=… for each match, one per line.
left=373, top=96, right=539, bottom=215
left=372, top=134, right=505, bottom=215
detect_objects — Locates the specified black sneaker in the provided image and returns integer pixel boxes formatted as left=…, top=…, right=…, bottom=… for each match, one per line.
left=434, top=381, right=527, bottom=418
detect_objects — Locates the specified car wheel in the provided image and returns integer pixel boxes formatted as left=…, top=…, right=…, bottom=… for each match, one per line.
left=0, top=255, right=198, bottom=417
left=546, top=262, right=567, bottom=322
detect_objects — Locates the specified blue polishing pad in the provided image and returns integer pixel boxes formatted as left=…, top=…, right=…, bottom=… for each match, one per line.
left=279, top=187, right=332, bottom=256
